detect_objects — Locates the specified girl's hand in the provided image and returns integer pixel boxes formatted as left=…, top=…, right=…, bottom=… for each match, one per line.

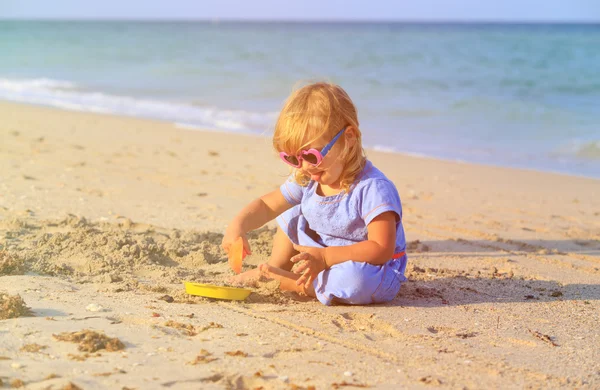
left=221, top=225, right=252, bottom=257
left=291, top=244, right=327, bottom=288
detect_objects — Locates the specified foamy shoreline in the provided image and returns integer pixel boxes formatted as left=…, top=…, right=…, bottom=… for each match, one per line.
left=1, top=100, right=599, bottom=389
left=4, top=96, right=599, bottom=181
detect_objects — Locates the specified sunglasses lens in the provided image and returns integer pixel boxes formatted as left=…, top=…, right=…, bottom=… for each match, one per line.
left=283, top=155, right=300, bottom=166
left=303, top=152, right=319, bottom=165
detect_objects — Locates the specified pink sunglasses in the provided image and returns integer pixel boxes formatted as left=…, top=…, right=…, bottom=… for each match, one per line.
left=279, top=127, right=346, bottom=168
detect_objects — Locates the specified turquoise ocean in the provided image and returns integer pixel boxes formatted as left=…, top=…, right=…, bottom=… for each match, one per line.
left=1, top=21, right=599, bottom=178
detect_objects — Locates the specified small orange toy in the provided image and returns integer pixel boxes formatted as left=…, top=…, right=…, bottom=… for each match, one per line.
left=228, top=237, right=247, bottom=274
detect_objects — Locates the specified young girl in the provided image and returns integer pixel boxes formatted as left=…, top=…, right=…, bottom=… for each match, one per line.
left=221, top=82, right=407, bottom=306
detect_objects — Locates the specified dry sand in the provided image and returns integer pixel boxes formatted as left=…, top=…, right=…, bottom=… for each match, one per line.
left=0, top=100, right=599, bottom=389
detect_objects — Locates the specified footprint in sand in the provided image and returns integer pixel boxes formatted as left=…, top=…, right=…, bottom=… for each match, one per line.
left=331, top=312, right=403, bottom=339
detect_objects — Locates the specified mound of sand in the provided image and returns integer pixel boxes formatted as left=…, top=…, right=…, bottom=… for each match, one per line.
left=53, top=330, right=125, bottom=352
left=0, top=251, right=25, bottom=275
left=0, top=291, right=31, bottom=320
left=0, top=215, right=290, bottom=302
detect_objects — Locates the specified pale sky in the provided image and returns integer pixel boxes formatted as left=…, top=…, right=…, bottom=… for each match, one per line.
left=1, top=0, right=599, bottom=22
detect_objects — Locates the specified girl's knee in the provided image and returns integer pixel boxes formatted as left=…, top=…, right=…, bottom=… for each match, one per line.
left=343, top=267, right=378, bottom=296
left=315, top=263, right=380, bottom=305
left=315, top=261, right=403, bottom=305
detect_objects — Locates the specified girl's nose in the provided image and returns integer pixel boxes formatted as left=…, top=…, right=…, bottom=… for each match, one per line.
left=300, top=158, right=312, bottom=171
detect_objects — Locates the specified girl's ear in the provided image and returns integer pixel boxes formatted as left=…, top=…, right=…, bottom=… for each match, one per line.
left=345, top=126, right=358, bottom=146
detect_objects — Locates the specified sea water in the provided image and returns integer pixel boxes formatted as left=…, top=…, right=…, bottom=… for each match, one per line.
left=1, top=21, right=599, bottom=177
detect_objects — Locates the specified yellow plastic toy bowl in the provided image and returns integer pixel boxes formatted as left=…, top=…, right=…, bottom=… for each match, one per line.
left=183, top=282, right=251, bottom=301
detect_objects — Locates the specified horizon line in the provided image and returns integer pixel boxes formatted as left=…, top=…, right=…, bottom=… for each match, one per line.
left=1, top=18, right=599, bottom=24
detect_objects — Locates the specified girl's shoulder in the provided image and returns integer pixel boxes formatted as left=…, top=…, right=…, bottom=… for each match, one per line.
left=352, top=160, right=397, bottom=191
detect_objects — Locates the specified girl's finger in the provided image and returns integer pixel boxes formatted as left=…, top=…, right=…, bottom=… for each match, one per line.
left=242, top=237, right=252, bottom=255
left=296, top=273, right=306, bottom=286
left=290, top=252, right=309, bottom=263
left=304, top=272, right=313, bottom=289
left=292, top=244, right=306, bottom=252
left=297, top=269, right=311, bottom=286
left=293, top=262, right=308, bottom=274
left=305, top=278, right=312, bottom=289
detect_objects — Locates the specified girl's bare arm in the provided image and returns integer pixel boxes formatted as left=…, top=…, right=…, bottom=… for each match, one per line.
left=230, top=189, right=293, bottom=232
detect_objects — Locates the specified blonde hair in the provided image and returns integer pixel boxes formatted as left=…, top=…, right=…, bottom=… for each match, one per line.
left=273, top=82, right=366, bottom=193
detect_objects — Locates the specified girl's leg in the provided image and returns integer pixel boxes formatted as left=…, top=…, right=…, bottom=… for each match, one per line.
left=229, top=227, right=298, bottom=285
left=310, top=259, right=407, bottom=305
left=254, top=230, right=317, bottom=296
left=258, top=263, right=316, bottom=298
left=266, top=226, right=298, bottom=271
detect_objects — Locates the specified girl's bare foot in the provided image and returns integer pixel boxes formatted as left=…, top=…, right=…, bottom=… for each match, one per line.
left=258, top=263, right=316, bottom=297
left=228, top=268, right=261, bottom=287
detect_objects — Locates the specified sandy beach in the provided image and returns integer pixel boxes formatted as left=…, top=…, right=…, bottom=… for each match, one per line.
left=1, top=100, right=599, bottom=389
